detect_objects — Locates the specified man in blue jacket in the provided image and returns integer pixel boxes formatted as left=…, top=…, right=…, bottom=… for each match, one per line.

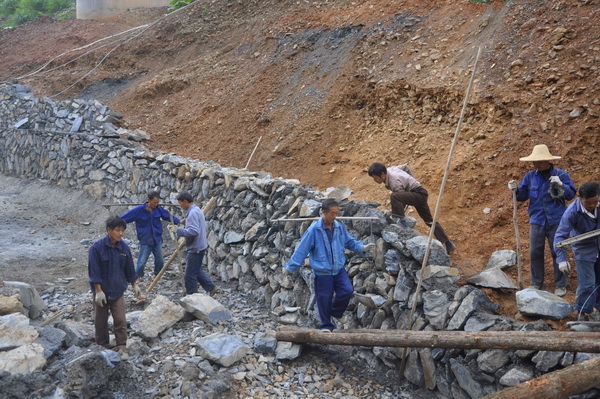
left=284, top=199, right=374, bottom=332
left=120, top=191, right=180, bottom=278
left=88, top=216, right=141, bottom=350
left=508, top=144, right=576, bottom=296
left=555, top=182, right=600, bottom=317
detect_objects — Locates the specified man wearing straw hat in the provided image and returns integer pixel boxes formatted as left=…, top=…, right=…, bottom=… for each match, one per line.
left=508, top=144, right=576, bottom=296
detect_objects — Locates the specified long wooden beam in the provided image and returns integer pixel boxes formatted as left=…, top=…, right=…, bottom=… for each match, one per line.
left=482, top=356, right=600, bottom=399
left=275, top=327, right=600, bottom=353
left=270, top=217, right=380, bottom=223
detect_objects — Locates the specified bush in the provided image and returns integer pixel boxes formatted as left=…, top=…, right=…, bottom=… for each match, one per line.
left=1, top=0, right=74, bottom=26
left=0, top=0, right=20, bottom=16
left=169, top=0, right=196, bottom=12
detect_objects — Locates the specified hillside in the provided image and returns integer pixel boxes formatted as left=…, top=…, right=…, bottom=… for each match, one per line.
left=0, top=0, right=599, bottom=317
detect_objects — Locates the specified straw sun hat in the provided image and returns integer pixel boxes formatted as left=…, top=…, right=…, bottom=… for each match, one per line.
left=519, top=144, right=562, bottom=162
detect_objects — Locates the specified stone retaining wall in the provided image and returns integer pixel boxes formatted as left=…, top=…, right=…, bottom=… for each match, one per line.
left=1, top=84, right=595, bottom=398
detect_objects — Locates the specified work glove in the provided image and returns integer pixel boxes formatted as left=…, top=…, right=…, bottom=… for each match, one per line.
left=167, top=224, right=178, bottom=236
left=363, top=243, right=375, bottom=256
left=549, top=176, right=563, bottom=186
left=95, top=291, right=107, bottom=307
left=178, top=237, right=186, bottom=246
left=132, top=284, right=142, bottom=299
left=282, top=267, right=291, bottom=276
left=558, top=261, right=571, bottom=275
left=508, top=180, right=517, bottom=191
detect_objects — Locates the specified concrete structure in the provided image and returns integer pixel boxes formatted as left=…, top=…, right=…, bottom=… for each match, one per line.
left=76, top=0, right=171, bottom=19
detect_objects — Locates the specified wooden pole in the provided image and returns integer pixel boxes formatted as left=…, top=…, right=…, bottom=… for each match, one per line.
left=270, top=216, right=380, bottom=223
left=400, top=47, right=482, bottom=377
left=482, top=356, right=600, bottom=399
left=146, top=197, right=217, bottom=293
left=102, top=203, right=179, bottom=208
left=244, top=135, right=262, bottom=170
left=275, top=328, right=600, bottom=353
left=512, top=190, right=524, bottom=289
left=169, top=213, right=186, bottom=296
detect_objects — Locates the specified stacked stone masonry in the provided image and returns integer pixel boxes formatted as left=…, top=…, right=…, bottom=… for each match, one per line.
left=0, top=84, right=596, bottom=398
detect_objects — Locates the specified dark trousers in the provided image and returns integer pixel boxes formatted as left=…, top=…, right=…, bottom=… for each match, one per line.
left=314, top=268, right=353, bottom=331
left=185, top=250, right=216, bottom=295
left=575, top=258, right=600, bottom=314
left=529, top=223, right=567, bottom=288
left=94, top=295, right=127, bottom=347
left=390, top=187, right=450, bottom=244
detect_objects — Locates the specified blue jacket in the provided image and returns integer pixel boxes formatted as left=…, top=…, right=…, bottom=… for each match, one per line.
left=88, top=236, right=137, bottom=300
left=120, top=204, right=179, bottom=246
left=555, top=199, right=600, bottom=263
left=284, top=218, right=365, bottom=276
left=515, top=165, right=576, bottom=226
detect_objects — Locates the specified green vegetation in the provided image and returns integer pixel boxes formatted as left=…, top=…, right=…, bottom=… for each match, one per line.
left=169, top=0, right=196, bottom=12
left=0, top=0, right=75, bottom=27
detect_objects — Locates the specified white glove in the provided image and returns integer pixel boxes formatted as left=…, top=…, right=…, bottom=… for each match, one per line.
left=363, top=243, right=375, bottom=255
left=178, top=237, right=186, bottom=246
left=133, top=284, right=142, bottom=299
left=550, top=176, right=562, bottom=186
left=167, top=224, right=178, bottom=236
left=508, top=180, right=517, bottom=191
left=558, top=261, right=571, bottom=275
left=95, top=291, right=107, bottom=307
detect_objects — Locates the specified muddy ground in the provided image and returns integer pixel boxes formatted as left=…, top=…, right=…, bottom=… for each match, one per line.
left=1, top=0, right=598, bottom=329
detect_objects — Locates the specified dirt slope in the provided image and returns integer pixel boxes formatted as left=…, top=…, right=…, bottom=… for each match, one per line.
left=1, top=0, right=599, bottom=320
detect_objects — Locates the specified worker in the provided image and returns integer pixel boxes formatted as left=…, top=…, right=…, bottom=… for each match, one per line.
left=88, top=216, right=141, bottom=350
left=120, top=191, right=179, bottom=278
left=508, top=144, right=576, bottom=296
left=283, top=198, right=375, bottom=332
left=368, top=162, right=455, bottom=254
left=554, top=182, right=600, bottom=318
left=168, top=192, right=218, bottom=297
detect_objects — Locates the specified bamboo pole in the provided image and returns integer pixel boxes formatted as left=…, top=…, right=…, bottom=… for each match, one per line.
left=169, top=213, right=186, bottom=296
left=482, top=356, right=600, bottom=399
left=102, top=203, right=179, bottom=208
left=275, top=328, right=600, bottom=353
left=146, top=197, right=216, bottom=293
left=400, top=47, right=482, bottom=377
left=512, top=190, right=524, bottom=289
left=244, top=135, right=262, bottom=169
left=270, top=216, right=380, bottom=223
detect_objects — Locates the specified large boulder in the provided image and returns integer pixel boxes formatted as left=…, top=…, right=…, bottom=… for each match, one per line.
left=179, top=294, right=232, bottom=324
left=135, top=295, right=185, bottom=339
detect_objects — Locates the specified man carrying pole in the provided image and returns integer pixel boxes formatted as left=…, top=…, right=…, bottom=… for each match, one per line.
left=554, top=182, right=600, bottom=319
left=120, top=191, right=180, bottom=279
left=168, top=192, right=219, bottom=297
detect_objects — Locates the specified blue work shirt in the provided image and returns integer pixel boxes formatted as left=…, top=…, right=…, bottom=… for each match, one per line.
left=120, top=204, right=179, bottom=246
left=285, top=218, right=365, bottom=276
left=555, top=199, right=600, bottom=264
left=515, top=165, right=576, bottom=226
left=88, top=235, right=137, bottom=300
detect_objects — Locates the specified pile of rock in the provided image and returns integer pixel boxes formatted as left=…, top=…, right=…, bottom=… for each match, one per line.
left=0, top=84, right=149, bottom=141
